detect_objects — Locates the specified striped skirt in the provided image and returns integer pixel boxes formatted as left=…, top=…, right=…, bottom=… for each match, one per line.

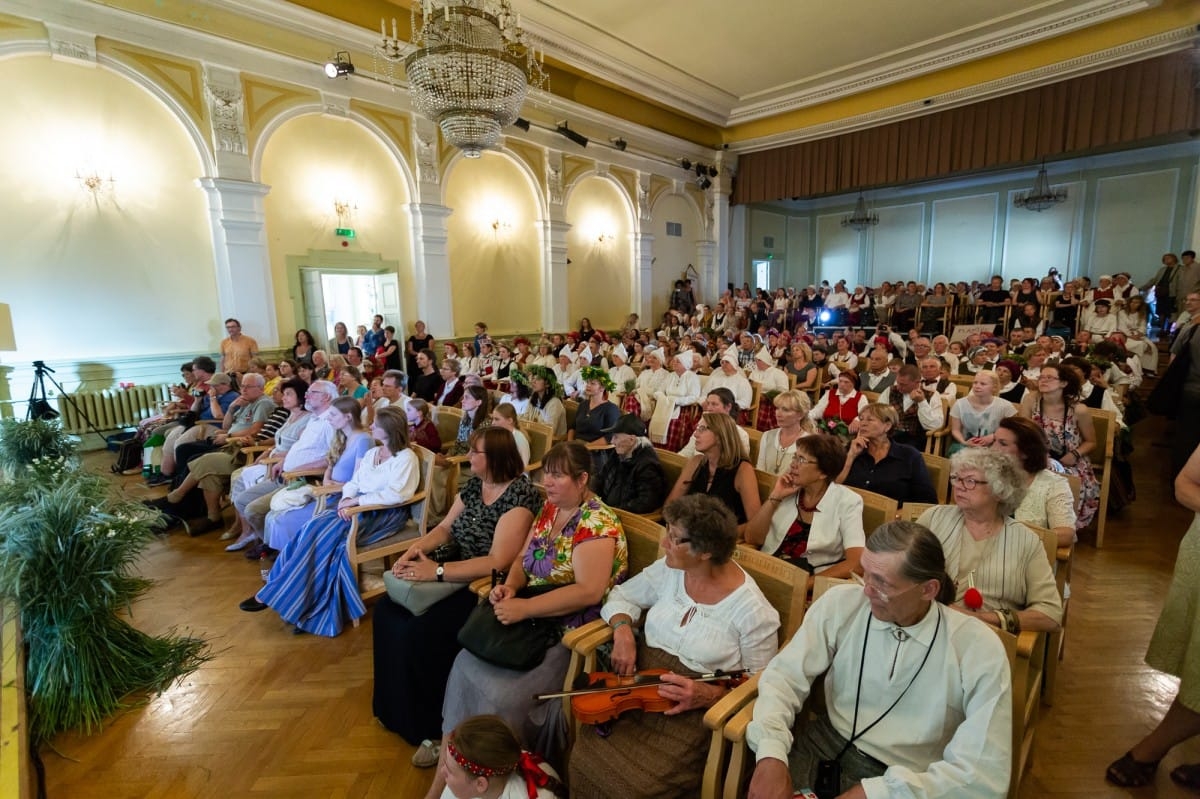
left=258, top=505, right=410, bottom=637
left=756, top=401, right=779, bottom=432
left=660, top=405, right=702, bottom=453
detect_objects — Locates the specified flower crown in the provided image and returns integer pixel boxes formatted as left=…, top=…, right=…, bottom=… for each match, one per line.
left=579, top=366, right=615, bottom=392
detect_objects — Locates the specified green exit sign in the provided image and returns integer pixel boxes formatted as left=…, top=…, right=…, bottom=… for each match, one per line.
left=335, top=228, right=356, bottom=238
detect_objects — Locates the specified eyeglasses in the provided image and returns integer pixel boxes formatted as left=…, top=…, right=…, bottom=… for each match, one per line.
left=863, top=577, right=923, bottom=604
left=948, top=474, right=988, bottom=490
left=665, top=533, right=691, bottom=547
left=468, top=449, right=487, bottom=457
left=791, top=456, right=816, bottom=466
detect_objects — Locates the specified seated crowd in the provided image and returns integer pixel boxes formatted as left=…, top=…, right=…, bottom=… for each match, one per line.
left=127, top=254, right=1199, bottom=797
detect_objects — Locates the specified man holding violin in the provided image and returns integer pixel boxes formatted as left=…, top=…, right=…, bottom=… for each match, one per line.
left=746, top=522, right=1012, bottom=799
left=567, top=495, right=780, bottom=799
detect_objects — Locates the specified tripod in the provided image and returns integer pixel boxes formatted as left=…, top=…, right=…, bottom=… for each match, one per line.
left=27, top=360, right=106, bottom=443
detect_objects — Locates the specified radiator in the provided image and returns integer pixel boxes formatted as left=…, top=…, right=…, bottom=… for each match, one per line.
left=57, top=385, right=173, bottom=434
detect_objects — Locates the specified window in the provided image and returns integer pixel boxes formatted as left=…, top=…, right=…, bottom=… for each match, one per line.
left=666, top=221, right=682, bottom=237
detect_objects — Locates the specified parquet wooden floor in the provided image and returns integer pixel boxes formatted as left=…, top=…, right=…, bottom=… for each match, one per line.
left=41, top=412, right=1200, bottom=798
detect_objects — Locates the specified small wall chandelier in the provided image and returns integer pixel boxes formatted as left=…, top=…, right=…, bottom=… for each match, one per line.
left=1013, top=161, right=1068, bottom=212
left=841, top=194, right=879, bottom=231
left=377, top=0, right=547, bottom=158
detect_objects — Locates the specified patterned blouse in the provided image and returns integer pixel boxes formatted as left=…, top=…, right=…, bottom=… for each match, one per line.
left=451, top=474, right=543, bottom=559
left=521, top=495, right=628, bottom=629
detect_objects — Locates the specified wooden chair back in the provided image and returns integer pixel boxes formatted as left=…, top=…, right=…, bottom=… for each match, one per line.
left=731, top=547, right=808, bottom=643
left=896, top=502, right=936, bottom=523
left=433, top=406, right=463, bottom=451
left=845, top=486, right=899, bottom=537
left=563, top=398, right=579, bottom=433
left=754, top=467, right=776, bottom=507
left=613, top=509, right=665, bottom=578
left=519, top=420, right=554, bottom=475
left=923, top=397, right=954, bottom=456
left=746, top=382, right=763, bottom=427
left=921, top=451, right=950, bottom=504
left=743, top=426, right=762, bottom=467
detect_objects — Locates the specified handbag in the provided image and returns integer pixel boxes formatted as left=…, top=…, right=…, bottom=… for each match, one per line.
left=381, top=541, right=465, bottom=616
left=269, top=480, right=315, bottom=512
left=1147, top=326, right=1195, bottom=418
left=456, top=584, right=563, bottom=671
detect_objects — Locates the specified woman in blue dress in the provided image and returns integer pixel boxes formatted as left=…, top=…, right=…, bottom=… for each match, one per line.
left=241, top=405, right=420, bottom=636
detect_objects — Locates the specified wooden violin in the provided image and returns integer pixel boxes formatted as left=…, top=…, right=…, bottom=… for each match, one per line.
left=537, top=668, right=748, bottom=725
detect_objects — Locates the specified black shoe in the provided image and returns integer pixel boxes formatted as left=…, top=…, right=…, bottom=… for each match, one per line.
left=239, top=597, right=268, bottom=612
left=145, top=473, right=172, bottom=487
left=188, top=517, right=221, bottom=536
left=243, top=542, right=268, bottom=560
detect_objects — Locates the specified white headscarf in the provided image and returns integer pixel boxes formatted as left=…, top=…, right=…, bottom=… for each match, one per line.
left=675, top=350, right=694, bottom=370
left=754, top=347, right=774, bottom=366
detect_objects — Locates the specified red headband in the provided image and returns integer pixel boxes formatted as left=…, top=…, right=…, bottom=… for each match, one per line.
left=445, top=736, right=555, bottom=799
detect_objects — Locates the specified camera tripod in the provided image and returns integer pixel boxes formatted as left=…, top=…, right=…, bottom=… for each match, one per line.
left=27, top=360, right=106, bottom=443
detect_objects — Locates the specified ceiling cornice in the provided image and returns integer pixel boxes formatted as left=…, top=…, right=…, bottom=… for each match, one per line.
left=727, top=25, right=1198, bottom=155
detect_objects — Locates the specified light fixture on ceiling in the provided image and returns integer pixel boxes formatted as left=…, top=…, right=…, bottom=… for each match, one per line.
left=1013, top=160, right=1068, bottom=212
left=610, top=137, right=627, bottom=151
left=385, top=1, right=548, bottom=159
left=324, top=51, right=355, bottom=78
left=75, top=168, right=114, bottom=196
left=840, top=194, right=879, bottom=231
left=513, top=117, right=531, bottom=131
left=680, top=158, right=692, bottom=171
left=697, top=175, right=712, bottom=190
left=555, top=121, right=588, bottom=148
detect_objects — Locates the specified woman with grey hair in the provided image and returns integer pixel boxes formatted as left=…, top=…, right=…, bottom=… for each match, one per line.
left=915, top=447, right=1062, bottom=634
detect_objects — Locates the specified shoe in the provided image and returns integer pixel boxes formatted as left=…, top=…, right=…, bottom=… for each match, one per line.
left=1171, top=764, right=1200, bottom=791
left=145, top=473, right=172, bottom=487
left=244, top=542, right=269, bottom=560
left=219, top=528, right=240, bottom=541
left=225, top=535, right=260, bottom=553
left=1105, top=751, right=1160, bottom=787
left=412, top=739, right=441, bottom=768
left=188, top=517, right=221, bottom=536
left=239, top=596, right=268, bottom=612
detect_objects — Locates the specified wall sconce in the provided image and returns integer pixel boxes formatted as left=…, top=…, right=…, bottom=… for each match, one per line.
left=491, top=218, right=513, bottom=236
left=333, top=199, right=358, bottom=226
left=596, top=231, right=615, bottom=245
left=76, top=168, right=114, bottom=197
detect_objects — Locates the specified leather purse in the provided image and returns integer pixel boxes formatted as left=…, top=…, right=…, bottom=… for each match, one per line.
left=456, top=584, right=563, bottom=671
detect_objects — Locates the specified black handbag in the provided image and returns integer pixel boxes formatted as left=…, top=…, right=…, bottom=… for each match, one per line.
left=456, top=584, right=563, bottom=671
left=1147, top=326, right=1195, bottom=418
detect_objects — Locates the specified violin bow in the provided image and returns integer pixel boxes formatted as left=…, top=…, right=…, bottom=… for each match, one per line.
left=534, top=669, right=749, bottom=701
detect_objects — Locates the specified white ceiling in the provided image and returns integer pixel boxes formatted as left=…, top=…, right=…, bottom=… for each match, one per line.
left=510, top=0, right=1159, bottom=126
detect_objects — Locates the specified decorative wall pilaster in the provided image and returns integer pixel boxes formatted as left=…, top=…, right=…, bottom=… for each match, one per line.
left=202, top=65, right=250, bottom=181
left=408, top=203, right=456, bottom=336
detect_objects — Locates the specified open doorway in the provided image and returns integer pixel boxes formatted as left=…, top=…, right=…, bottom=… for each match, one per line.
left=752, top=259, right=773, bottom=293
left=286, top=249, right=403, bottom=348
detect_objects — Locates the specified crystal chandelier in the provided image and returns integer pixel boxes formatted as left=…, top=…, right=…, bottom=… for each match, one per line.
left=1013, top=161, right=1068, bottom=212
left=840, top=194, right=879, bottom=231
left=376, top=0, right=547, bottom=158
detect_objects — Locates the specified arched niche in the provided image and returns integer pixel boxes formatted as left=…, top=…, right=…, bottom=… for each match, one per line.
left=443, top=151, right=542, bottom=337
left=650, top=192, right=703, bottom=323
left=259, top=114, right=414, bottom=344
left=565, top=175, right=635, bottom=330
left=0, top=53, right=216, bottom=360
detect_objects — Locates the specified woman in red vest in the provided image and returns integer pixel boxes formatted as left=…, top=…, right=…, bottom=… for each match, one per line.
left=808, top=370, right=867, bottom=433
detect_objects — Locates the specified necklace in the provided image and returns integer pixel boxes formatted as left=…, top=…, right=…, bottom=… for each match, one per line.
left=797, top=485, right=826, bottom=514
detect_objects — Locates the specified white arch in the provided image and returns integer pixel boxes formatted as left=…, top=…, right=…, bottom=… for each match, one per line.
left=251, top=105, right=418, bottom=200
left=564, top=170, right=638, bottom=233
left=441, top=146, right=547, bottom=218
left=0, top=41, right=216, bottom=175
left=649, top=187, right=704, bottom=229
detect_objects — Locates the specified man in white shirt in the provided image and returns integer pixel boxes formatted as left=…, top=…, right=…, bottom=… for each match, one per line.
left=366, top=369, right=407, bottom=426
left=919, top=357, right=957, bottom=403
left=930, top=335, right=959, bottom=374
left=878, top=366, right=945, bottom=452
left=746, top=522, right=1012, bottom=799
left=227, top=379, right=339, bottom=553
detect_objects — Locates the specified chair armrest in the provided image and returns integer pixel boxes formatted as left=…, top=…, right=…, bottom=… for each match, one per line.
left=561, top=618, right=609, bottom=651
left=469, top=576, right=492, bottom=599
left=1016, top=630, right=1040, bottom=659
left=722, top=697, right=758, bottom=744
left=282, top=468, right=324, bottom=481
left=258, top=456, right=283, bottom=466
left=345, top=502, right=401, bottom=516
left=1055, top=545, right=1072, bottom=564
left=310, top=484, right=342, bottom=497
left=703, top=672, right=761, bottom=732
left=446, top=454, right=469, bottom=465
left=565, top=622, right=615, bottom=658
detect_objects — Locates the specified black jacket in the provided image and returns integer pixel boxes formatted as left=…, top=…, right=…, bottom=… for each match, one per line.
left=594, top=444, right=668, bottom=514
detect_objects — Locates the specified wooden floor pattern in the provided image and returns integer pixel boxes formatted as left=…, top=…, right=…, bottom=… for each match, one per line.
left=42, top=413, right=1200, bottom=798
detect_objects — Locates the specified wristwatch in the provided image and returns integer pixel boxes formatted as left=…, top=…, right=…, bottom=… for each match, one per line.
left=436, top=564, right=445, bottom=582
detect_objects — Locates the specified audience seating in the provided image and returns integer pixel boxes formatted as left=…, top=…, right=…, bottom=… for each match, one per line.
left=432, top=405, right=463, bottom=452
left=923, top=397, right=954, bottom=456
left=921, top=451, right=950, bottom=503
left=1087, top=407, right=1116, bottom=547
left=896, top=502, right=936, bottom=523
left=746, top=383, right=763, bottom=428
left=562, top=399, right=579, bottom=441
left=646, top=450, right=689, bottom=521
left=345, top=444, right=435, bottom=620
left=845, top=486, right=899, bottom=535
left=518, top=419, right=553, bottom=479
left=743, top=426, right=762, bottom=467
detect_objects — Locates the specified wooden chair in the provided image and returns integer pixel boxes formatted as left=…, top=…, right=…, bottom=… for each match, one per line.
left=845, top=486, right=898, bottom=536
left=923, top=397, right=954, bottom=456
left=948, top=374, right=975, bottom=396
left=1087, top=407, right=1117, bottom=547
left=896, top=502, right=936, bottom=523
left=921, top=451, right=950, bottom=503
left=345, top=444, right=435, bottom=619
left=563, top=398, right=579, bottom=438
left=746, top=382, right=763, bottom=428
left=518, top=419, right=553, bottom=480
left=432, top=405, right=463, bottom=453
left=646, top=450, right=689, bottom=521
left=743, top=426, right=762, bottom=468
left=754, top=467, right=776, bottom=507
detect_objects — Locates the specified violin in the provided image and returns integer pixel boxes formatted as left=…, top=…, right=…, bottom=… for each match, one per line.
left=537, top=668, right=748, bottom=726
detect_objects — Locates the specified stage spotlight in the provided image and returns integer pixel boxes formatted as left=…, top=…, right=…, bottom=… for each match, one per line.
left=324, top=51, right=355, bottom=79
left=818, top=310, right=832, bottom=324
left=513, top=117, right=531, bottom=131
left=697, top=175, right=712, bottom=190
left=555, top=122, right=588, bottom=148
left=680, top=158, right=692, bottom=170
left=708, top=165, right=719, bottom=177
left=611, top=137, right=627, bottom=151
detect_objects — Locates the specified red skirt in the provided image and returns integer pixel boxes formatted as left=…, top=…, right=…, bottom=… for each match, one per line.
left=756, top=401, right=779, bottom=432
left=622, top=394, right=642, bottom=418
left=660, top=405, right=702, bottom=452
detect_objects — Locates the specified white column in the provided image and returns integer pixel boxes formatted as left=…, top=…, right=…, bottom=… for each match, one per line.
left=633, top=233, right=655, bottom=321
left=196, top=178, right=276, bottom=347
left=540, top=218, right=572, bottom=332
left=409, top=203, right=456, bottom=336
left=695, top=240, right=717, bottom=305
left=711, top=190, right=731, bottom=304
left=1184, top=157, right=1200, bottom=251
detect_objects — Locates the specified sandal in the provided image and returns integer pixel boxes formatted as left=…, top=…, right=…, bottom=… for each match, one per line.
left=411, top=739, right=440, bottom=768
left=1106, top=751, right=1160, bottom=787
left=1171, top=764, right=1200, bottom=792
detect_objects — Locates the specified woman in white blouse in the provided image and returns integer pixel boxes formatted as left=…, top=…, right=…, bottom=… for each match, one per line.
left=755, top=389, right=814, bottom=475
left=568, top=494, right=780, bottom=799
left=992, top=417, right=1077, bottom=546
left=947, top=370, right=1016, bottom=455
left=744, top=433, right=865, bottom=585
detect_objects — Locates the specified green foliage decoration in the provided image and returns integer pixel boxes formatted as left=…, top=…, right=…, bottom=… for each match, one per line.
left=0, top=421, right=209, bottom=744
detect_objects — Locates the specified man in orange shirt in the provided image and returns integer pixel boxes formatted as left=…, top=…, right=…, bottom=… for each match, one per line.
left=219, top=318, right=258, bottom=377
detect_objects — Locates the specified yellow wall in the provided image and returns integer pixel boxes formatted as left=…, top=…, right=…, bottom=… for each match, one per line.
left=649, top=194, right=701, bottom=323
left=259, top=114, right=413, bottom=342
left=443, top=152, right=542, bottom=337
left=566, top=177, right=633, bottom=330
left=0, top=55, right=216, bottom=361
